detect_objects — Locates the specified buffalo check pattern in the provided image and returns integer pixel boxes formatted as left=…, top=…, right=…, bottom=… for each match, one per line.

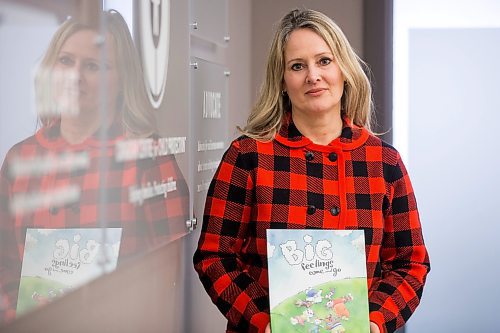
left=194, top=114, right=430, bottom=333
left=0, top=121, right=189, bottom=322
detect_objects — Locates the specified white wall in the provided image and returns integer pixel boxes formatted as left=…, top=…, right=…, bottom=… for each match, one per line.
left=0, top=3, right=58, bottom=162
left=394, top=1, right=500, bottom=331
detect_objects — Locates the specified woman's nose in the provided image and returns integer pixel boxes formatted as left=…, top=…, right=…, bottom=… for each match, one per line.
left=55, top=67, right=80, bottom=87
left=305, top=67, right=321, bottom=84
left=70, top=68, right=83, bottom=82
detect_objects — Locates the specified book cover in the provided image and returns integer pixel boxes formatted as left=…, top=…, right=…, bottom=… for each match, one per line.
left=16, top=228, right=122, bottom=316
left=266, top=229, right=370, bottom=332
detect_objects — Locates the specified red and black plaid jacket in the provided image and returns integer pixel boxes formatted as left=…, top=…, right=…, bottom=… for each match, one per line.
left=0, top=120, right=189, bottom=323
left=193, top=115, right=430, bottom=333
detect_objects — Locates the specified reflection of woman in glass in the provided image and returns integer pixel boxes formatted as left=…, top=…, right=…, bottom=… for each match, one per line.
left=0, top=10, right=189, bottom=323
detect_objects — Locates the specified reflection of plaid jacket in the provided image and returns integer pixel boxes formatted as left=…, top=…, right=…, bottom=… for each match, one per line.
left=193, top=115, right=430, bottom=333
left=0, top=121, right=189, bottom=323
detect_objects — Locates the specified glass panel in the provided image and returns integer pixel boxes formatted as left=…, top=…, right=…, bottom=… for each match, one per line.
left=133, top=0, right=192, bottom=242
left=0, top=0, right=191, bottom=326
left=190, top=0, right=228, bottom=46
left=190, top=57, right=228, bottom=219
left=0, top=1, right=69, bottom=324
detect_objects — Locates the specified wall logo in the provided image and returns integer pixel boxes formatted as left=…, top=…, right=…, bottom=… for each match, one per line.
left=139, top=0, right=170, bottom=108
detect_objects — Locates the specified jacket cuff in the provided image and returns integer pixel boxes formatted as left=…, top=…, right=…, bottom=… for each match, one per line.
left=250, top=312, right=270, bottom=333
left=370, top=311, right=386, bottom=333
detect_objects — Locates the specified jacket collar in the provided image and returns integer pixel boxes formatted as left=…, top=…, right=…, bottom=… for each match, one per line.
left=275, top=112, right=369, bottom=151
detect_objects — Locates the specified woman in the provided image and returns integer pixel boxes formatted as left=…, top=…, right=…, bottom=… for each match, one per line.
left=193, top=8, right=430, bottom=333
left=0, top=10, right=189, bottom=323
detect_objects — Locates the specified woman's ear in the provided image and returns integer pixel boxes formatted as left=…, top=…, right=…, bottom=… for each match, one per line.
left=281, top=79, right=288, bottom=96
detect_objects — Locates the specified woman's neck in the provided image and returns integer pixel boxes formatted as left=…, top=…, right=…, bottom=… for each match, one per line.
left=291, top=110, right=343, bottom=145
left=60, top=112, right=105, bottom=144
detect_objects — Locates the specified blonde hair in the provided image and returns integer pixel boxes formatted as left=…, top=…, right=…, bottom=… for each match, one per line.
left=240, top=8, right=374, bottom=141
left=35, top=10, right=156, bottom=137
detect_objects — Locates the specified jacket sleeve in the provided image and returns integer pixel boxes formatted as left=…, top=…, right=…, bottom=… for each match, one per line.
left=0, top=157, right=21, bottom=323
left=193, top=140, right=270, bottom=333
left=369, top=153, right=430, bottom=333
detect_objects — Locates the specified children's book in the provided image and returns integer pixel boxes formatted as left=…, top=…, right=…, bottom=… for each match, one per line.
left=266, top=229, right=370, bottom=332
left=16, top=228, right=122, bottom=317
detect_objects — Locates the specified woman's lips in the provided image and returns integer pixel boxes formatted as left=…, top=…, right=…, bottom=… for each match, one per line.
left=306, top=88, right=327, bottom=96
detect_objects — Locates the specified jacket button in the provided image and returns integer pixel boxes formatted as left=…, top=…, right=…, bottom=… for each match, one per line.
left=305, top=151, right=314, bottom=161
left=307, top=205, right=316, bottom=215
left=328, top=152, right=338, bottom=162
left=49, top=207, right=59, bottom=215
left=330, top=207, right=340, bottom=216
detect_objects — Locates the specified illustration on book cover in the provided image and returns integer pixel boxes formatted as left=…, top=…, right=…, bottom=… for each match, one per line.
left=266, top=229, right=370, bottom=332
left=16, top=228, right=122, bottom=317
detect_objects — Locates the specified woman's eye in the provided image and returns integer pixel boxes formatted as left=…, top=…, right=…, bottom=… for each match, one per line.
left=319, top=58, right=332, bottom=66
left=58, top=56, right=73, bottom=66
left=85, top=62, right=100, bottom=71
left=291, top=63, right=304, bottom=71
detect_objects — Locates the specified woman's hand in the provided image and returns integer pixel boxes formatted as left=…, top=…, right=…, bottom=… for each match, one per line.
left=265, top=323, right=271, bottom=333
left=370, top=321, right=380, bottom=333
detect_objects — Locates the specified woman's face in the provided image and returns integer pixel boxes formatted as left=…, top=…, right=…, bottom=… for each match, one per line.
left=283, top=28, right=344, bottom=119
left=52, top=29, right=119, bottom=118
